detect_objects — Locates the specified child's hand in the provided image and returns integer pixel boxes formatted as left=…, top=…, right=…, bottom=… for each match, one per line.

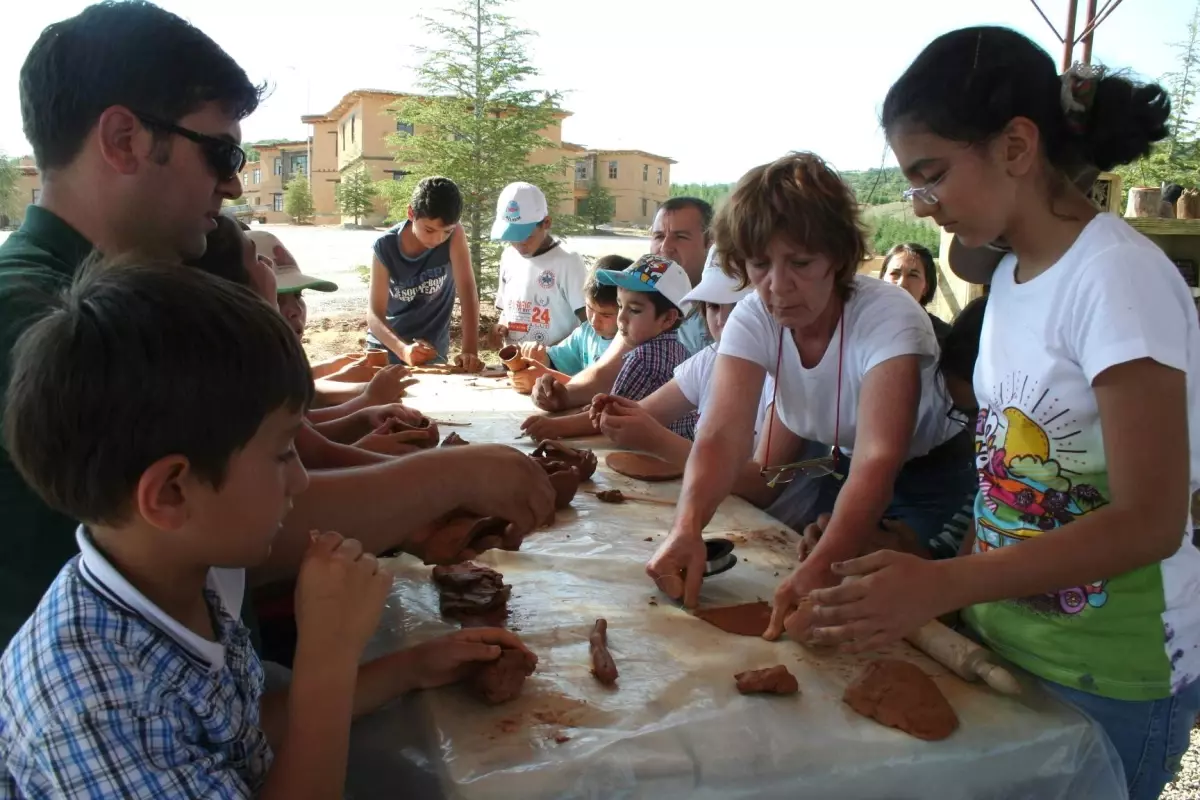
left=488, top=324, right=508, bottom=350
left=587, top=393, right=619, bottom=427
left=806, top=551, right=952, bottom=653
left=533, top=374, right=568, bottom=412
left=364, top=365, right=415, bottom=405
left=796, top=513, right=831, bottom=563
left=354, top=429, right=426, bottom=456
left=520, top=413, right=562, bottom=441
left=450, top=444, right=557, bottom=532
left=763, top=558, right=841, bottom=642
left=519, top=342, right=550, bottom=366
left=403, top=629, right=537, bottom=691
left=598, top=400, right=661, bottom=450
left=327, top=357, right=378, bottom=384
left=511, top=362, right=548, bottom=395
left=357, top=402, right=425, bottom=432
left=455, top=352, right=484, bottom=373
left=399, top=341, right=437, bottom=367
left=294, top=531, right=392, bottom=660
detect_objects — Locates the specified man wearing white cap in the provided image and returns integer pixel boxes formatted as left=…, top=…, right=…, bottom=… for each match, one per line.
left=490, top=182, right=587, bottom=348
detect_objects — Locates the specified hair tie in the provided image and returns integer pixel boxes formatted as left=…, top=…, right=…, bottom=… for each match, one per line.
left=1060, top=62, right=1103, bottom=134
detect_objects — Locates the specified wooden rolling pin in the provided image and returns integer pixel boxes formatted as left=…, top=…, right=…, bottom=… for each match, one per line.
left=905, top=619, right=1021, bottom=696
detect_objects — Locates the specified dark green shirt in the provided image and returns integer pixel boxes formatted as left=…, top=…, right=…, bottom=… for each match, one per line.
left=0, top=207, right=95, bottom=647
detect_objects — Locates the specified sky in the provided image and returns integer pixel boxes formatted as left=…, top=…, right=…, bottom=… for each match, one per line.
left=0, top=0, right=1192, bottom=183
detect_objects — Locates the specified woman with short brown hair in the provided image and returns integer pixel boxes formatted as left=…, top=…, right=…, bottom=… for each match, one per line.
left=645, top=152, right=975, bottom=638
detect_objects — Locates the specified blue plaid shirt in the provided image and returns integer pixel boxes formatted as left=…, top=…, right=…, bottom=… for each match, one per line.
left=0, top=530, right=271, bottom=799
left=611, top=330, right=698, bottom=438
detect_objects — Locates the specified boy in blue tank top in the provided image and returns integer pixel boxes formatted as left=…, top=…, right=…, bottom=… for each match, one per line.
left=366, top=177, right=482, bottom=371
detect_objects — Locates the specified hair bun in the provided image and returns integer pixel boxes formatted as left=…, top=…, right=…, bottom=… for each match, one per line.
left=1081, top=76, right=1170, bottom=171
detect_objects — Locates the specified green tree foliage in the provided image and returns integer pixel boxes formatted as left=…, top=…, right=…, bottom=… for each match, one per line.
left=335, top=165, right=378, bottom=226
left=384, top=0, right=573, bottom=292
left=243, top=139, right=289, bottom=164
left=0, top=155, right=21, bottom=223
left=671, top=168, right=909, bottom=210
left=284, top=173, right=315, bottom=224
left=1114, top=0, right=1200, bottom=197
left=869, top=214, right=939, bottom=256
left=578, top=175, right=615, bottom=231
left=669, top=182, right=731, bottom=208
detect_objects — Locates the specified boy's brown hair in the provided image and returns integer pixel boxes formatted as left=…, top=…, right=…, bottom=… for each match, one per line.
left=713, top=152, right=868, bottom=300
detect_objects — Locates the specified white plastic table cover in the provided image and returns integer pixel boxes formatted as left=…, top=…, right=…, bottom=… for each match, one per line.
left=344, top=374, right=1125, bottom=800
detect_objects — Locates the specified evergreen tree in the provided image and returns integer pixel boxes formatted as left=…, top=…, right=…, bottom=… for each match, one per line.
left=335, top=165, right=378, bottom=227
left=284, top=173, right=315, bottom=224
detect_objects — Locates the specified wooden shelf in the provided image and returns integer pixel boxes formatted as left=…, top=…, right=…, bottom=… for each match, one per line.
left=1126, top=218, right=1200, bottom=237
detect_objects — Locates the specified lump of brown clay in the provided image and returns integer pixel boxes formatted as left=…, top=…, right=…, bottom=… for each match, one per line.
left=605, top=451, right=683, bottom=482
left=589, top=619, right=618, bottom=685
left=735, top=665, right=799, bottom=695
left=694, top=602, right=773, bottom=637
left=472, top=647, right=537, bottom=704
left=594, top=489, right=625, bottom=504
left=420, top=515, right=511, bottom=565
left=432, top=562, right=512, bottom=626
left=843, top=659, right=959, bottom=741
left=375, top=415, right=440, bottom=449
left=441, top=431, right=469, bottom=447
left=532, top=440, right=598, bottom=481
left=545, top=465, right=581, bottom=509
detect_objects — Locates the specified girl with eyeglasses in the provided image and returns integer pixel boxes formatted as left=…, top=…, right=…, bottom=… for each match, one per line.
left=807, top=27, right=1200, bottom=800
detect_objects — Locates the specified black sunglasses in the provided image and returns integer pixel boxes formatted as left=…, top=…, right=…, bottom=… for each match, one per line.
left=133, top=113, right=247, bottom=181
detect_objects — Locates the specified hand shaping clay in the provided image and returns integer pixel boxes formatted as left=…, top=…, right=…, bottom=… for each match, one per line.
left=471, top=647, right=537, bottom=704
left=376, top=415, right=440, bottom=449
left=537, top=462, right=581, bottom=509
left=589, top=619, right=618, bottom=685
left=735, top=665, right=799, bottom=695
left=420, top=515, right=511, bottom=565
left=594, top=489, right=625, bottom=504
left=432, top=562, right=512, bottom=626
left=694, top=602, right=773, bottom=637
left=532, top=440, right=598, bottom=481
left=605, top=452, right=684, bottom=482
left=441, top=431, right=470, bottom=446
left=784, top=597, right=818, bottom=644
left=843, top=659, right=959, bottom=741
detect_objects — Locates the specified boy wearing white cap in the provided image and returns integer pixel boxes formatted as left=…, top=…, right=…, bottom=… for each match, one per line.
left=520, top=254, right=693, bottom=441
left=490, top=182, right=587, bottom=348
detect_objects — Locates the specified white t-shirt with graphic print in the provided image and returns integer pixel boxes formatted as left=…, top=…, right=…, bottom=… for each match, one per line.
left=965, top=212, right=1200, bottom=700
left=495, top=242, right=587, bottom=347
left=718, top=275, right=961, bottom=459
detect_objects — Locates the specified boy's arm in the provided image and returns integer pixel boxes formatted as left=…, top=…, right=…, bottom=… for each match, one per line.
left=366, top=258, right=416, bottom=365
left=311, top=378, right=368, bottom=408
left=449, top=227, right=480, bottom=362
left=520, top=409, right=598, bottom=441
left=297, top=421, right=393, bottom=468
left=535, top=335, right=632, bottom=410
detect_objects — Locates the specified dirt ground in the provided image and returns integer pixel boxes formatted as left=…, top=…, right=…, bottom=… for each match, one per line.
left=302, top=300, right=502, bottom=365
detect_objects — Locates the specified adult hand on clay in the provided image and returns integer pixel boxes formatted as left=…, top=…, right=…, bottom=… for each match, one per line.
left=455, top=444, right=557, bottom=532
left=763, top=558, right=842, bottom=642
left=364, top=365, right=416, bottom=405
left=533, top=373, right=568, bottom=412
left=797, top=513, right=831, bottom=563
left=645, top=532, right=708, bottom=608
left=510, top=361, right=548, bottom=395
left=805, top=550, right=951, bottom=653
left=519, top=342, right=550, bottom=366
left=399, top=341, right=438, bottom=367
left=455, top=352, right=484, bottom=373
left=294, top=531, right=393, bottom=660
left=399, top=629, right=537, bottom=691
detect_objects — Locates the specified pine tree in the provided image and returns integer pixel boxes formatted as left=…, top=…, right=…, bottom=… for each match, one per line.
left=579, top=175, right=615, bottom=232
left=385, top=0, right=572, bottom=290
left=284, top=173, right=315, bottom=224
left=335, top=165, right=378, bottom=227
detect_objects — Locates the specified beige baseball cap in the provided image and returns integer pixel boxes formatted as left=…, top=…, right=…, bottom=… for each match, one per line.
left=945, top=163, right=1100, bottom=285
left=245, top=230, right=338, bottom=293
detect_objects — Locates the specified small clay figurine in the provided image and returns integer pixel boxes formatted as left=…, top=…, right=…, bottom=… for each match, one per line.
left=589, top=619, right=618, bottom=685
left=735, top=665, right=799, bottom=695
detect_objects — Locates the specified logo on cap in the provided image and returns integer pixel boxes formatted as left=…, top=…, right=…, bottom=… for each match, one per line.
left=634, top=255, right=671, bottom=287
left=504, top=200, right=521, bottom=222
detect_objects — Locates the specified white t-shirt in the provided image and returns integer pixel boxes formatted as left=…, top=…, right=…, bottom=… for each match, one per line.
left=495, top=242, right=587, bottom=347
left=719, top=275, right=960, bottom=459
left=966, top=212, right=1200, bottom=698
left=674, top=345, right=774, bottom=449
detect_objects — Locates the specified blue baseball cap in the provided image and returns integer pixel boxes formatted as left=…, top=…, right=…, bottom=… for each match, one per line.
left=595, top=254, right=693, bottom=315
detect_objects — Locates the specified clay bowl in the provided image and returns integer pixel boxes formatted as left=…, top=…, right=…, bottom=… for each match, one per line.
left=498, top=344, right=529, bottom=373
left=365, top=348, right=389, bottom=368
left=605, top=451, right=683, bottom=482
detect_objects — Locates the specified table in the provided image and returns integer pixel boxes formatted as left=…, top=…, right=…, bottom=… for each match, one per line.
left=346, top=375, right=1125, bottom=800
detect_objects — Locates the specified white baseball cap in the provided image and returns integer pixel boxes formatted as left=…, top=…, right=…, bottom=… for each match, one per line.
left=245, top=231, right=338, bottom=293
left=681, top=246, right=752, bottom=306
left=595, top=254, right=693, bottom=316
left=490, top=182, right=549, bottom=242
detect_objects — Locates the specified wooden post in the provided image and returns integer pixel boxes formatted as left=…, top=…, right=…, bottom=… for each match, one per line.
left=1062, top=0, right=1079, bottom=71
left=1080, top=0, right=1098, bottom=64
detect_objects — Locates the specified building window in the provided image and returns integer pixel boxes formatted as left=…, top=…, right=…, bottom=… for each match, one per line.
left=252, top=196, right=259, bottom=206
left=396, top=120, right=413, bottom=135
left=253, top=168, right=261, bottom=184
left=350, top=113, right=356, bottom=144
left=642, top=164, right=648, bottom=182
left=31, top=188, right=41, bottom=204
left=657, top=167, right=663, bottom=186
left=291, top=155, right=307, bottom=176
left=273, top=157, right=282, bottom=176
left=340, top=123, right=345, bottom=150
left=272, top=194, right=284, bottom=212
left=641, top=198, right=648, bottom=217
left=575, top=161, right=588, bottom=180
left=608, top=161, right=618, bottom=180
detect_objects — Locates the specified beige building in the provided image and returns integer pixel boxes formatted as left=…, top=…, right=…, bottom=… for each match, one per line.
left=237, top=141, right=310, bottom=224
left=300, top=89, right=673, bottom=227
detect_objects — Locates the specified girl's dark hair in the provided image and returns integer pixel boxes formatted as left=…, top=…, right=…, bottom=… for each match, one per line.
left=882, top=26, right=1170, bottom=173
left=878, top=243, right=937, bottom=306
left=186, top=215, right=252, bottom=287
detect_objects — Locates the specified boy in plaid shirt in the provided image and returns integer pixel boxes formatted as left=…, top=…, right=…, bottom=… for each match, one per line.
left=0, top=263, right=530, bottom=798
left=520, top=254, right=696, bottom=441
